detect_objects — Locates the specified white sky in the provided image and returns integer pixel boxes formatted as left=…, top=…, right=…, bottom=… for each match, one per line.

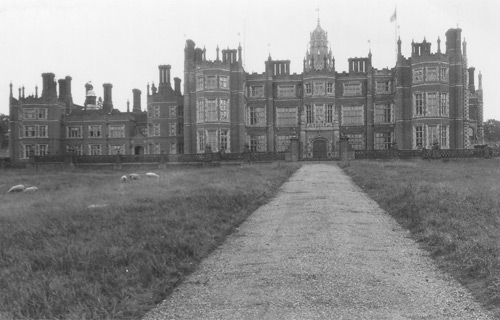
left=1, top=0, right=498, bottom=119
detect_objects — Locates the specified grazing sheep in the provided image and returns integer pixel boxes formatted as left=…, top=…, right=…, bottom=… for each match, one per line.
left=88, top=204, right=108, bottom=209
left=129, top=173, right=140, bottom=180
left=24, top=186, right=38, bottom=193
left=120, top=175, right=128, bottom=182
left=7, top=184, right=25, bottom=193
left=146, top=172, right=160, bottom=179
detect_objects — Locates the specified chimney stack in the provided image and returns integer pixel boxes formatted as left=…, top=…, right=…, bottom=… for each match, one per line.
left=58, top=79, right=66, bottom=100
left=102, top=83, right=113, bottom=113
left=174, top=77, right=181, bottom=94
left=41, top=73, right=56, bottom=98
left=158, top=65, right=171, bottom=85
left=65, top=76, right=73, bottom=104
left=132, top=88, right=141, bottom=112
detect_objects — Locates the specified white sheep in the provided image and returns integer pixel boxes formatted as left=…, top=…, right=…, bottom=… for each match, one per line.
left=146, top=172, right=160, bottom=179
left=24, top=186, right=38, bottom=193
left=7, top=184, right=25, bottom=193
left=120, top=175, right=128, bottom=182
left=129, top=173, right=140, bottom=180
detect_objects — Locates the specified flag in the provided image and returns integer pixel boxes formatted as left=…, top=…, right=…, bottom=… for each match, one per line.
left=390, top=9, right=397, bottom=22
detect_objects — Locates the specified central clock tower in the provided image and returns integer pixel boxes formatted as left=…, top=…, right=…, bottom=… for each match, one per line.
left=301, top=19, right=338, bottom=159
left=304, top=19, right=334, bottom=72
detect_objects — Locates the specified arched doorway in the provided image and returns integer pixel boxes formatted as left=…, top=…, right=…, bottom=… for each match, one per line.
left=134, top=146, right=144, bottom=155
left=312, top=139, right=327, bottom=159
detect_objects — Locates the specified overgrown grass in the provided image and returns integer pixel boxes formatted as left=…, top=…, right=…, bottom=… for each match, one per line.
left=343, top=159, right=500, bottom=317
left=0, top=163, right=300, bottom=319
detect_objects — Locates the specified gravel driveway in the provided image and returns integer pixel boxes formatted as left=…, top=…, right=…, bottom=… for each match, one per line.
left=144, top=163, right=493, bottom=320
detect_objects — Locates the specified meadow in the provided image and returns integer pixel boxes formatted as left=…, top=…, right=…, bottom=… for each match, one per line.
left=0, top=163, right=299, bottom=320
left=344, top=159, right=500, bottom=317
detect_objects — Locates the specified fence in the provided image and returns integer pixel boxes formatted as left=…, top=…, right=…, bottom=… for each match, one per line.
left=354, top=147, right=496, bottom=160
left=13, top=151, right=286, bottom=169
left=1, top=147, right=496, bottom=170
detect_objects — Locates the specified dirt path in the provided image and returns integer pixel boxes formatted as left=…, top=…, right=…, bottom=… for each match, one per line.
left=144, top=163, right=493, bottom=319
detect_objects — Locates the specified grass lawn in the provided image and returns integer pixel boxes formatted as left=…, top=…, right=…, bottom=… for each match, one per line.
left=343, top=158, right=500, bottom=317
left=0, top=163, right=300, bottom=320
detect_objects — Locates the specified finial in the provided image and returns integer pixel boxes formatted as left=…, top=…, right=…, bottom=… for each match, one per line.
left=9, top=82, right=13, bottom=98
left=127, top=99, right=130, bottom=113
left=316, top=7, right=320, bottom=25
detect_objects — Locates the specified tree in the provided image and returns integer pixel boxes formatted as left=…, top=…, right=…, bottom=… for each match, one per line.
left=483, top=119, right=500, bottom=142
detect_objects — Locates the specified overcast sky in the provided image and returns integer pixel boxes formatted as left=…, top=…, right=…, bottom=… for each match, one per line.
left=1, top=0, right=498, bottom=119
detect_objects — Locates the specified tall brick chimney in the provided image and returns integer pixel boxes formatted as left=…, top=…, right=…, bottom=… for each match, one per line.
left=41, top=73, right=56, bottom=98
left=102, top=83, right=113, bottom=113
left=65, top=76, right=73, bottom=104
left=158, top=65, right=171, bottom=85
left=58, top=79, right=66, bottom=100
left=132, top=88, right=141, bottom=112
left=174, top=77, right=181, bottom=94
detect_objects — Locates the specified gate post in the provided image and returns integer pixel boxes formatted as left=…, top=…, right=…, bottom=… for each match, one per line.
left=339, top=135, right=351, bottom=166
left=285, top=136, right=300, bottom=162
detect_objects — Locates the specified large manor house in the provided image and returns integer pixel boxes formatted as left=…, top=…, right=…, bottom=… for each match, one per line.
left=8, top=21, right=484, bottom=161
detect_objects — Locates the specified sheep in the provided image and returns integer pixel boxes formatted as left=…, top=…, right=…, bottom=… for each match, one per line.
left=24, top=186, right=38, bottom=193
left=120, top=175, right=128, bottom=182
left=129, top=173, right=140, bottom=180
left=146, top=172, right=160, bottom=179
left=88, top=204, right=108, bottom=209
left=7, top=184, right=25, bottom=193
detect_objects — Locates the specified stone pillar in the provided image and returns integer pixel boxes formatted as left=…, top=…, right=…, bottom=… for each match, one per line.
left=285, top=136, right=300, bottom=162
left=158, top=150, right=167, bottom=169
left=339, top=136, right=351, bottom=166
left=204, top=146, right=213, bottom=166
left=390, top=142, right=399, bottom=159
left=243, top=144, right=251, bottom=163
left=113, top=153, right=122, bottom=170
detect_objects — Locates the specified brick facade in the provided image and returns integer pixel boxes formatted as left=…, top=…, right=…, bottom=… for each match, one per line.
left=8, top=22, right=483, bottom=161
left=183, top=23, right=483, bottom=158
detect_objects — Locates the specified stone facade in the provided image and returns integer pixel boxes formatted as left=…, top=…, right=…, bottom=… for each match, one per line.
left=8, top=21, right=483, bottom=161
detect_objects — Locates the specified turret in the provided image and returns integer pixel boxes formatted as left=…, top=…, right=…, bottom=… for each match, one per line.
left=445, top=28, right=462, bottom=55
left=468, top=67, right=475, bottom=93
left=84, top=82, right=97, bottom=108
left=411, top=38, right=432, bottom=57
left=238, top=43, right=242, bottom=66
left=478, top=71, right=482, bottom=91
left=185, top=39, right=196, bottom=63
